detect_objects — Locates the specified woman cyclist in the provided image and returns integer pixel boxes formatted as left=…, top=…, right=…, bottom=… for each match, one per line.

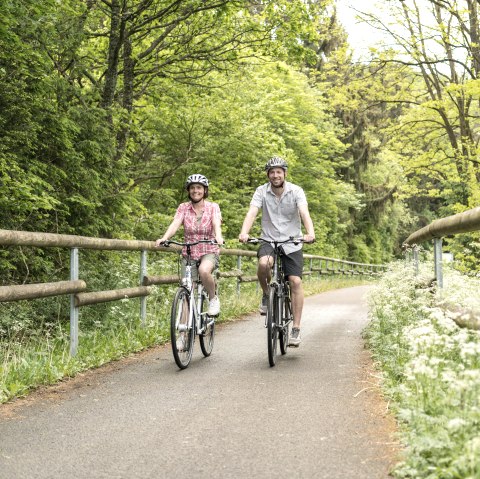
left=155, top=174, right=223, bottom=316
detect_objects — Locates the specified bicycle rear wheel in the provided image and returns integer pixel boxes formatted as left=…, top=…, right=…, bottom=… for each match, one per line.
left=267, top=287, right=279, bottom=367
left=171, top=287, right=194, bottom=369
left=199, top=290, right=215, bottom=357
left=279, top=284, right=292, bottom=355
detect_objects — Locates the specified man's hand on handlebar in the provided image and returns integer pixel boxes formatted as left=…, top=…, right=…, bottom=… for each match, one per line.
left=238, top=233, right=249, bottom=243
left=303, top=234, right=315, bottom=244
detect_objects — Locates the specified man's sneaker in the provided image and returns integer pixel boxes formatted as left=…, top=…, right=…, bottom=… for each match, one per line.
left=176, top=333, right=186, bottom=352
left=208, top=295, right=220, bottom=316
left=289, top=327, right=301, bottom=347
left=259, top=293, right=268, bottom=315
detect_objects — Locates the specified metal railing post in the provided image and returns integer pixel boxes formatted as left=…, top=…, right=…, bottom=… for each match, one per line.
left=70, top=248, right=79, bottom=356
left=413, top=247, right=419, bottom=276
left=237, top=256, right=241, bottom=296
left=140, top=250, right=147, bottom=325
left=433, top=238, right=443, bottom=288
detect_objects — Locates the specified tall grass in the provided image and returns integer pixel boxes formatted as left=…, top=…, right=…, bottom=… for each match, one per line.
left=365, top=262, right=480, bottom=478
left=1, top=275, right=368, bottom=403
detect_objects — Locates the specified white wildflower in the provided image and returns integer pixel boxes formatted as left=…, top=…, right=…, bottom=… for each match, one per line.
left=446, top=418, right=467, bottom=431
left=460, top=342, right=480, bottom=360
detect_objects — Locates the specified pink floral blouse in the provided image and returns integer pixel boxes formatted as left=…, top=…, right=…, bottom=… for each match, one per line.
left=174, top=201, right=221, bottom=259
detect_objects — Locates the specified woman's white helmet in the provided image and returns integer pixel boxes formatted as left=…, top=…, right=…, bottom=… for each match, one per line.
left=265, top=156, right=288, bottom=171
left=185, top=174, right=209, bottom=189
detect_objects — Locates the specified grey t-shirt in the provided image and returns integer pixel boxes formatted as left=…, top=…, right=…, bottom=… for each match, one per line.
left=250, top=181, right=308, bottom=255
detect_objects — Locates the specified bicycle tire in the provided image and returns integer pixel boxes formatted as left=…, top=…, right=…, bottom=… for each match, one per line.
left=279, top=283, right=292, bottom=355
left=171, top=287, right=194, bottom=369
left=267, top=287, right=279, bottom=367
left=199, top=289, right=215, bottom=357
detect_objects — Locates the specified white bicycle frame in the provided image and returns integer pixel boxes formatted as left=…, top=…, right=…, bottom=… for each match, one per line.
left=180, top=263, right=208, bottom=335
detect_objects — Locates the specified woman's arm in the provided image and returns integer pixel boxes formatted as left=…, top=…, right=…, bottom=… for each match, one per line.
left=155, top=216, right=183, bottom=247
left=212, top=214, right=224, bottom=245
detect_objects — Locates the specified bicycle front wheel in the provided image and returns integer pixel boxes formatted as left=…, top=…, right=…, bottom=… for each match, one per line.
left=171, top=287, right=194, bottom=369
left=199, top=290, right=215, bottom=357
left=267, top=287, right=279, bottom=367
left=279, top=285, right=292, bottom=355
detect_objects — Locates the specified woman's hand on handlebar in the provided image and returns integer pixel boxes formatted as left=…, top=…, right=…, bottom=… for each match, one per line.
left=155, top=238, right=168, bottom=247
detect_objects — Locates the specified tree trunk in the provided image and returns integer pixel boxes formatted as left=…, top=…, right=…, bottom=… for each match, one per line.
left=100, top=0, right=124, bottom=110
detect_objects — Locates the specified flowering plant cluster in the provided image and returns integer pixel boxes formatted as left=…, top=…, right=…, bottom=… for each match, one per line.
left=366, top=262, right=480, bottom=478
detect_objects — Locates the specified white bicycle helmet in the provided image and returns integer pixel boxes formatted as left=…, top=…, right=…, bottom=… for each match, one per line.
left=185, top=174, right=209, bottom=189
left=265, top=156, right=288, bottom=171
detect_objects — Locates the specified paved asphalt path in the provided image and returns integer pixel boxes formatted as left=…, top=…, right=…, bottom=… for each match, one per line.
left=0, top=285, right=399, bottom=479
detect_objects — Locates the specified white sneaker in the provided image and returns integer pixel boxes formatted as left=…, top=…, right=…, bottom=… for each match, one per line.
left=208, top=296, right=220, bottom=316
left=288, top=328, right=301, bottom=347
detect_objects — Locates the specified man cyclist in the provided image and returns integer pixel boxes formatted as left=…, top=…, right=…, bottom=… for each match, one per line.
left=238, top=156, right=315, bottom=347
left=156, top=174, right=223, bottom=317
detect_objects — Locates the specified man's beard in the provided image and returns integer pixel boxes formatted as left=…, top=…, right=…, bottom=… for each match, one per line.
left=190, top=197, right=203, bottom=203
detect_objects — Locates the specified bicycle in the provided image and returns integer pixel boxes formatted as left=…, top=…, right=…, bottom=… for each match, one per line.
left=162, top=239, right=219, bottom=369
left=247, top=236, right=305, bottom=367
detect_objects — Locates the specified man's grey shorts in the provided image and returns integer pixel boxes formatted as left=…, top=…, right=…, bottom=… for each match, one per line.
left=257, top=244, right=303, bottom=278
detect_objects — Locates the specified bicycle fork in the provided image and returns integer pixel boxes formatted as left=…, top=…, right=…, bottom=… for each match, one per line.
left=196, top=285, right=214, bottom=335
left=177, top=287, right=195, bottom=334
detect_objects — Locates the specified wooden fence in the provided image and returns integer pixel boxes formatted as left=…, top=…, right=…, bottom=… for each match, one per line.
left=0, top=229, right=386, bottom=355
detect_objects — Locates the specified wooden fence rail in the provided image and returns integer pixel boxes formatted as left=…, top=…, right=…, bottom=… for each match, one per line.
left=0, top=228, right=386, bottom=355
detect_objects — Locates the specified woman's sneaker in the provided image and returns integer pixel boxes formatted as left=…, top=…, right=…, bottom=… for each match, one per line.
left=208, top=295, right=220, bottom=316
left=288, top=328, right=301, bottom=347
left=259, top=294, right=268, bottom=315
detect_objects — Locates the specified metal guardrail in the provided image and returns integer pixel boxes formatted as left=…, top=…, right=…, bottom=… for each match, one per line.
left=403, top=206, right=480, bottom=288
left=0, top=229, right=386, bottom=355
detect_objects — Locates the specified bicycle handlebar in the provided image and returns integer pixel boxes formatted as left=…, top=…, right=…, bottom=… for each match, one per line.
left=160, top=239, right=219, bottom=247
left=245, top=236, right=312, bottom=246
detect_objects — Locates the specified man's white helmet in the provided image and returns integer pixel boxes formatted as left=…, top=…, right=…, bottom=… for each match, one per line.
left=265, top=156, right=288, bottom=171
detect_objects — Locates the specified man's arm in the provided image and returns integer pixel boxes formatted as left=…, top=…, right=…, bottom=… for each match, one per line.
left=299, top=204, right=315, bottom=243
left=238, top=205, right=260, bottom=243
